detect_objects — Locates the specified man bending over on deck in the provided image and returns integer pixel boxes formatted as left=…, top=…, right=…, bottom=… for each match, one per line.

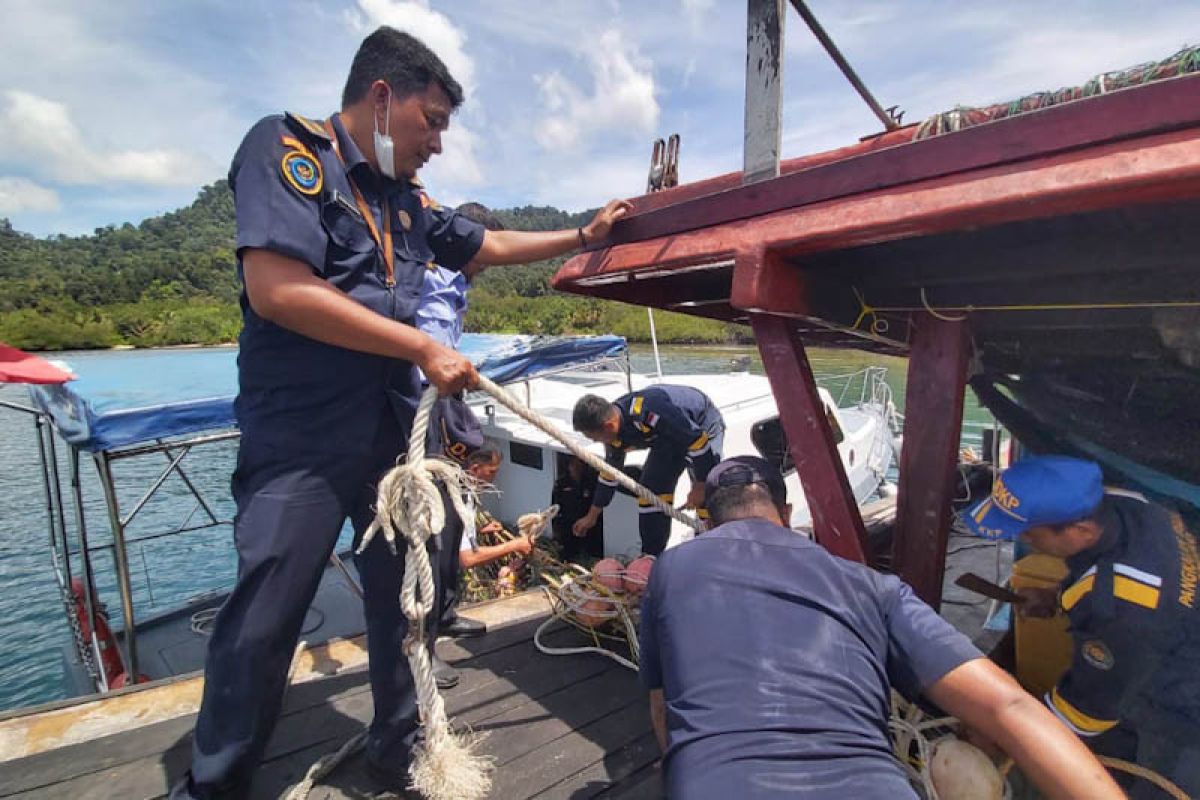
left=964, top=455, right=1200, bottom=799
left=639, top=454, right=1124, bottom=800
left=571, top=385, right=724, bottom=555
left=171, top=26, right=630, bottom=798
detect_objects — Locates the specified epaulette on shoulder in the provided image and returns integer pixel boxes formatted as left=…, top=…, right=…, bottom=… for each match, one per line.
left=284, top=112, right=332, bottom=141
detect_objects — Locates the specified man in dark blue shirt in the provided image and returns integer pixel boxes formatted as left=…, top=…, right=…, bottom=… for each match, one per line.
left=172, top=27, right=629, bottom=799
left=965, top=455, right=1200, bottom=799
left=572, top=385, right=723, bottom=555
left=639, top=455, right=1123, bottom=799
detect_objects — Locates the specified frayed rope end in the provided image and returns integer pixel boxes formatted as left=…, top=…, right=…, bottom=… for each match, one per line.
left=409, top=729, right=495, bottom=800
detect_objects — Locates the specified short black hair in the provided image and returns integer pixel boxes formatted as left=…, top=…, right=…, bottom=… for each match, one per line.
left=706, top=483, right=785, bottom=526
left=466, top=446, right=501, bottom=468
left=573, top=394, right=615, bottom=434
left=342, top=26, right=464, bottom=109
left=456, top=202, right=505, bottom=231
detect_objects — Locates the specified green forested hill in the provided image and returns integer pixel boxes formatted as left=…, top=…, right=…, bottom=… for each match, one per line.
left=0, top=183, right=742, bottom=350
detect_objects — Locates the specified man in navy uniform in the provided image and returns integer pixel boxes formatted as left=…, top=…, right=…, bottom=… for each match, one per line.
left=571, top=385, right=723, bottom=555
left=172, top=27, right=629, bottom=799
left=964, top=455, right=1200, bottom=798
left=639, top=455, right=1123, bottom=799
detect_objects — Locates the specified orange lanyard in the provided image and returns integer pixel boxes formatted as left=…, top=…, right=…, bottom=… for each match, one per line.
left=323, top=117, right=395, bottom=286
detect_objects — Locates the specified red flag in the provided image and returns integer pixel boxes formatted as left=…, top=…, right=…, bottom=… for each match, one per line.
left=0, top=343, right=75, bottom=385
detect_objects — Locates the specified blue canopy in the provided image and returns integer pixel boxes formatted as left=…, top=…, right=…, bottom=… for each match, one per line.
left=29, top=334, right=626, bottom=453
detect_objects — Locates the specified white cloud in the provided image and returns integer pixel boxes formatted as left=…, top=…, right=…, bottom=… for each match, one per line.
left=681, top=0, right=715, bottom=33
left=0, top=177, right=61, bottom=214
left=534, top=29, right=659, bottom=152
left=345, top=0, right=477, bottom=98
left=0, top=92, right=206, bottom=187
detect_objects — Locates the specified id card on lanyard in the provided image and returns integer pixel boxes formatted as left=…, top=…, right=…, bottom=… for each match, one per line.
left=323, top=117, right=395, bottom=287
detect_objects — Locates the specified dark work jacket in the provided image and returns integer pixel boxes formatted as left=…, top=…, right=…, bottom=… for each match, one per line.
left=1047, top=492, right=1200, bottom=739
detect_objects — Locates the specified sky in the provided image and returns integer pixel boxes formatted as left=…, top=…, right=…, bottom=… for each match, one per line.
left=0, top=0, right=1196, bottom=237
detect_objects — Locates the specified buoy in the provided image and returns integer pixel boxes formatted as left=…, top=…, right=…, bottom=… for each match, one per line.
left=593, top=558, right=625, bottom=591
left=574, top=598, right=616, bottom=628
left=623, top=556, right=654, bottom=594
left=929, top=738, right=1004, bottom=800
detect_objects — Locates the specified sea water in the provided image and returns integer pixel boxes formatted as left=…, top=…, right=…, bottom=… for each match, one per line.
left=0, top=344, right=993, bottom=713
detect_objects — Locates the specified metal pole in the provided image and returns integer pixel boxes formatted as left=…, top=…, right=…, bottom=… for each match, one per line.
left=647, top=309, right=664, bottom=380
left=71, top=449, right=109, bottom=693
left=159, top=444, right=221, bottom=525
left=329, top=552, right=364, bottom=598
left=93, top=451, right=140, bottom=683
left=33, top=415, right=59, bottom=559
left=45, top=423, right=72, bottom=587
left=787, top=0, right=901, bottom=131
left=744, top=0, right=785, bottom=183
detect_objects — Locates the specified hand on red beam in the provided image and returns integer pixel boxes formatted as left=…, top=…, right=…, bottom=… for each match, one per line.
left=582, top=199, right=634, bottom=245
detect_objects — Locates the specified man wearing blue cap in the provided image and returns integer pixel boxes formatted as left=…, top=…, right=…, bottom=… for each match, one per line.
left=638, top=455, right=1122, bottom=799
left=964, top=455, right=1200, bottom=798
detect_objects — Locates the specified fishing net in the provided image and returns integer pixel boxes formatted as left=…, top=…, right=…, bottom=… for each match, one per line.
left=915, top=45, right=1200, bottom=139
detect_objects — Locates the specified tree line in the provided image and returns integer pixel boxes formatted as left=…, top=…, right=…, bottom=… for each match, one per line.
left=0, top=183, right=749, bottom=351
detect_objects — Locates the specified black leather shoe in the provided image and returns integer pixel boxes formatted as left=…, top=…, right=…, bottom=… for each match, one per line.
left=441, top=616, right=486, bottom=638
left=365, top=758, right=421, bottom=797
left=432, top=654, right=459, bottom=689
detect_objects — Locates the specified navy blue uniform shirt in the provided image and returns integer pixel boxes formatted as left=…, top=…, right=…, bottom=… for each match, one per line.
left=1047, top=492, right=1200, bottom=739
left=230, top=112, right=484, bottom=453
left=639, top=518, right=981, bottom=799
left=593, top=385, right=723, bottom=507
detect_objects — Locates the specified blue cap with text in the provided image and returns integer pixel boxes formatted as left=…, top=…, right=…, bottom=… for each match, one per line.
left=963, top=456, right=1104, bottom=541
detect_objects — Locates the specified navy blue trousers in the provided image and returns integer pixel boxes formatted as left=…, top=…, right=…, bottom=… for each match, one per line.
left=175, top=413, right=442, bottom=798
left=637, top=426, right=724, bottom=556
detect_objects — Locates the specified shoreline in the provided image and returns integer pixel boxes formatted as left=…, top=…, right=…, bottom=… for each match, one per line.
left=26, top=338, right=756, bottom=355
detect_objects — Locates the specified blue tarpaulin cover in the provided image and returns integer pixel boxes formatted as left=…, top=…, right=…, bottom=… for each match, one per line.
left=28, top=334, right=626, bottom=453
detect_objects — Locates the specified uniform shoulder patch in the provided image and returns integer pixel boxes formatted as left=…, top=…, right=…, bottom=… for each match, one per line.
left=281, top=149, right=322, bottom=196
left=284, top=111, right=331, bottom=141
left=1081, top=639, right=1115, bottom=671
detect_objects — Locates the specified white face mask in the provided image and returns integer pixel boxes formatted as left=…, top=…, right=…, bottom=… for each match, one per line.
left=373, top=88, right=396, bottom=179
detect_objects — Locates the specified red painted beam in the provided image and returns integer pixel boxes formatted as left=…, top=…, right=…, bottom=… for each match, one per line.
left=748, top=265, right=870, bottom=563
left=599, top=75, right=1200, bottom=247
left=891, top=313, right=970, bottom=608
left=555, top=128, right=1200, bottom=294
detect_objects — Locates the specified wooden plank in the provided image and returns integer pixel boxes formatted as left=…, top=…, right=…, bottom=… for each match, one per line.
left=597, top=761, right=666, bottom=800
left=750, top=311, right=870, bottom=562
left=488, top=696, right=651, bottom=798
left=602, top=74, right=1200, bottom=247
left=535, top=732, right=660, bottom=799
left=891, top=314, right=971, bottom=607
left=474, top=667, right=641, bottom=767
left=0, top=624, right=610, bottom=799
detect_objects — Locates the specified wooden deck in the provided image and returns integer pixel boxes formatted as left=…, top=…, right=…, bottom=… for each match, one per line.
left=0, top=616, right=659, bottom=799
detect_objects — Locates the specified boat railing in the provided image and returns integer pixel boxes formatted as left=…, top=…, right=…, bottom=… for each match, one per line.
left=2, top=391, right=244, bottom=694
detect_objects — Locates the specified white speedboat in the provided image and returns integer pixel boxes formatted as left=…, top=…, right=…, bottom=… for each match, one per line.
left=471, top=358, right=900, bottom=557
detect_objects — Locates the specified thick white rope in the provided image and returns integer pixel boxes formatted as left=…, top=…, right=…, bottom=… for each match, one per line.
left=533, top=612, right=640, bottom=672
left=284, top=386, right=492, bottom=800
left=475, top=375, right=705, bottom=533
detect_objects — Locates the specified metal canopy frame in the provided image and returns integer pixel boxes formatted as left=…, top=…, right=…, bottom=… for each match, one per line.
left=2, top=398, right=238, bottom=690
